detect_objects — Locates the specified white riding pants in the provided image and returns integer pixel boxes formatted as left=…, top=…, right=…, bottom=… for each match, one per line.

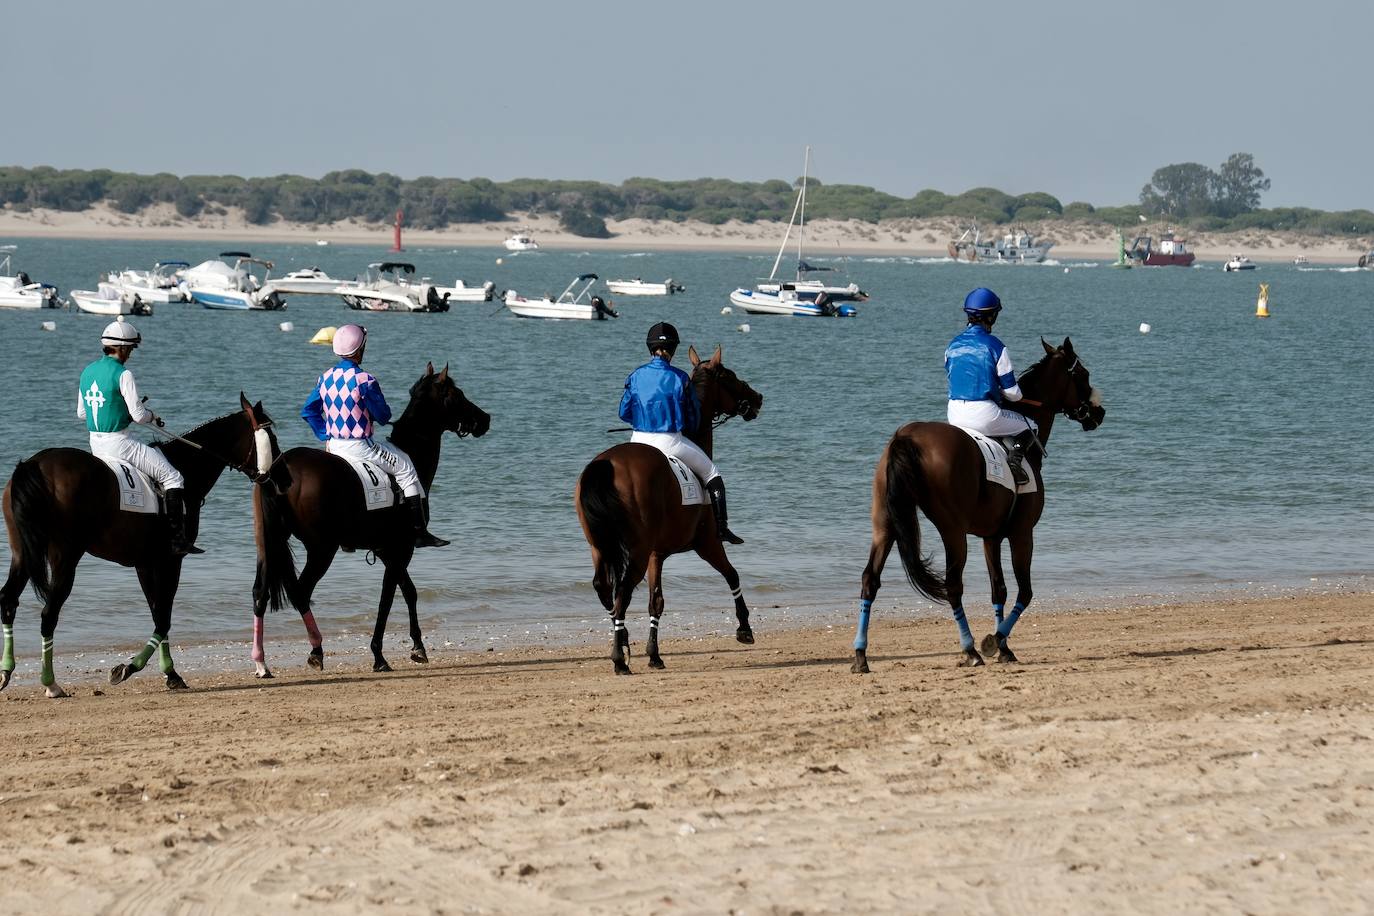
left=631, top=431, right=721, bottom=484
left=947, top=400, right=1039, bottom=438
left=89, top=431, right=185, bottom=491
left=326, top=437, right=423, bottom=498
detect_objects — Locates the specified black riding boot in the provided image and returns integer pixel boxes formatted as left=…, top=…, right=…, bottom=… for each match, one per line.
left=406, top=495, right=449, bottom=548
left=164, top=488, right=203, bottom=556
left=1002, top=430, right=1037, bottom=486
left=705, top=479, right=744, bottom=545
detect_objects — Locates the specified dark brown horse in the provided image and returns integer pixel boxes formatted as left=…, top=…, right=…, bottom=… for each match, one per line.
left=851, top=338, right=1105, bottom=671
left=1, top=395, right=278, bottom=697
left=575, top=345, right=763, bottom=675
left=251, top=363, right=490, bottom=676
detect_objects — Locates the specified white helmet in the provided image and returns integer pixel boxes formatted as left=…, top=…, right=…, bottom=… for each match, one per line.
left=101, top=317, right=141, bottom=348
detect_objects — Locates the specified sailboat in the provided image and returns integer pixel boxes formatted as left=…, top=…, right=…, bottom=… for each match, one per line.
left=729, top=147, right=868, bottom=317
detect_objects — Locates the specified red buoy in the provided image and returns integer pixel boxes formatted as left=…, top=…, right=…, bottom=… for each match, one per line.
left=391, top=209, right=404, bottom=252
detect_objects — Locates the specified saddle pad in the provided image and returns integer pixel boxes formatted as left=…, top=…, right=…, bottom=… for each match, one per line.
left=665, top=456, right=707, bottom=506
left=341, top=457, right=398, bottom=510
left=100, top=457, right=160, bottom=514
left=956, top=428, right=1039, bottom=495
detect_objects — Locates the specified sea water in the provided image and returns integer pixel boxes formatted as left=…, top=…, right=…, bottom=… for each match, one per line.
left=1, top=238, right=1370, bottom=659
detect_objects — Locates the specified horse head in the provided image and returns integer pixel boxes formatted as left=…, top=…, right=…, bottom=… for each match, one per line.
left=688, top=345, right=763, bottom=422
left=1037, top=337, right=1105, bottom=431
left=407, top=362, right=492, bottom=438
left=236, top=392, right=284, bottom=485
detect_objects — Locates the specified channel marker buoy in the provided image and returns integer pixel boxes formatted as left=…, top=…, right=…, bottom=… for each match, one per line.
left=1256, top=283, right=1270, bottom=318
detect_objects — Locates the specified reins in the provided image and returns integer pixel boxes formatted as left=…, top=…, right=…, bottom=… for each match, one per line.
left=151, top=414, right=276, bottom=482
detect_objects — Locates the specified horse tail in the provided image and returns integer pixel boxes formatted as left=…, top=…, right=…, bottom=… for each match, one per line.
left=883, top=435, right=949, bottom=605
left=578, top=459, right=631, bottom=609
left=8, top=460, right=55, bottom=604
left=255, top=480, right=298, bottom=612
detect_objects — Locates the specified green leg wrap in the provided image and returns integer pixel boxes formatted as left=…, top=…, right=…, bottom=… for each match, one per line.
left=41, top=637, right=54, bottom=687
left=129, top=635, right=162, bottom=673
left=158, top=640, right=174, bottom=676
left=2, top=624, right=14, bottom=673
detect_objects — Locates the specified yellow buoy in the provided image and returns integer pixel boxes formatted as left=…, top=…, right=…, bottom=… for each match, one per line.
left=1256, top=283, right=1270, bottom=318
left=310, top=326, right=337, bottom=345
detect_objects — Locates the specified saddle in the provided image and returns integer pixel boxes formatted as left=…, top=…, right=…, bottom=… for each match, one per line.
left=955, top=428, right=1039, bottom=495
left=334, top=453, right=401, bottom=510
left=665, top=455, right=707, bottom=506
left=100, top=457, right=162, bottom=515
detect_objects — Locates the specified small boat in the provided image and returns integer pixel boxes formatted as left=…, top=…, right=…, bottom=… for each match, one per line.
left=948, top=225, right=1055, bottom=263
left=339, top=262, right=450, bottom=312
left=0, top=254, right=64, bottom=309
left=605, top=277, right=685, bottom=296
left=107, top=260, right=189, bottom=303
left=426, top=278, right=496, bottom=303
left=503, top=231, right=539, bottom=252
left=503, top=273, right=619, bottom=320
left=1294, top=255, right=1310, bottom=267
left=71, top=282, right=154, bottom=316
left=183, top=253, right=286, bottom=310
left=1358, top=251, right=1373, bottom=269
left=271, top=267, right=361, bottom=296
left=1223, top=255, right=1257, bottom=272
left=316, top=240, right=329, bottom=246
left=1125, top=230, right=1196, bottom=267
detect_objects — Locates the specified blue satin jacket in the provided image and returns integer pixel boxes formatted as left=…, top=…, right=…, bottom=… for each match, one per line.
left=619, top=357, right=700, bottom=433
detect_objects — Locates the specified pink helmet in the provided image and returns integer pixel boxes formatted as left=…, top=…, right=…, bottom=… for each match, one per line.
left=332, top=324, right=366, bottom=356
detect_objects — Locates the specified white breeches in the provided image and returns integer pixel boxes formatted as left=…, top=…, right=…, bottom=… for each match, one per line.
left=631, top=431, right=721, bottom=484
left=947, top=400, right=1039, bottom=438
left=326, top=437, right=423, bottom=497
left=89, top=431, right=185, bottom=491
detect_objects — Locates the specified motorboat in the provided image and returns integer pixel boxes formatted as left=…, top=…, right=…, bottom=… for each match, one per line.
left=1223, top=255, right=1257, bottom=272
left=730, top=147, right=866, bottom=318
left=0, top=254, right=64, bottom=309
left=339, top=262, right=450, bottom=312
left=503, top=231, right=539, bottom=251
left=1125, top=230, right=1196, bottom=267
left=106, top=260, right=189, bottom=303
left=426, top=278, right=496, bottom=303
left=271, top=267, right=360, bottom=296
left=947, top=225, right=1055, bottom=263
left=1293, top=255, right=1310, bottom=267
left=70, top=282, right=154, bottom=316
left=605, top=277, right=685, bottom=296
left=503, top=273, right=619, bottom=320
left=1358, top=251, right=1373, bottom=269
left=182, top=252, right=286, bottom=310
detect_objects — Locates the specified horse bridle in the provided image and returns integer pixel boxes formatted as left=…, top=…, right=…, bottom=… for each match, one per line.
left=1060, top=358, right=1096, bottom=424
left=691, top=363, right=753, bottom=429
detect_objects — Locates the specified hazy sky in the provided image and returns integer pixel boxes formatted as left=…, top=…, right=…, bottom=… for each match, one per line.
left=3, top=0, right=1366, bottom=210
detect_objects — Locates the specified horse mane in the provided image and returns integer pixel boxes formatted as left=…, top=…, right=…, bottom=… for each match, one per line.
left=149, top=409, right=242, bottom=454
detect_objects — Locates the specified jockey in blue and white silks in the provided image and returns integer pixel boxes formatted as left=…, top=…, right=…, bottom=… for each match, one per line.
left=300, top=324, right=448, bottom=548
left=620, top=322, right=743, bottom=544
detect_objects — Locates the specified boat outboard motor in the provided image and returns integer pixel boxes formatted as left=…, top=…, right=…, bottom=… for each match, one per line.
left=591, top=296, right=618, bottom=319
left=425, top=285, right=451, bottom=312
left=813, top=291, right=837, bottom=317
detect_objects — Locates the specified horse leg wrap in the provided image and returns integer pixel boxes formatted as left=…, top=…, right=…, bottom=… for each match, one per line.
left=997, top=603, right=1026, bottom=639
left=951, top=606, right=974, bottom=652
left=41, top=637, right=55, bottom=687
left=158, top=640, right=174, bottom=675
left=130, top=635, right=162, bottom=672
left=301, top=611, right=323, bottom=650
left=648, top=618, right=659, bottom=631
left=252, top=616, right=265, bottom=663
left=854, top=599, right=873, bottom=651
left=2, top=624, right=14, bottom=673
left=993, top=603, right=1005, bottom=627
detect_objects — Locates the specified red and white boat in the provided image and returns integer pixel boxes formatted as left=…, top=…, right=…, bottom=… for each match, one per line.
left=1125, top=230, right=1195, bottom=267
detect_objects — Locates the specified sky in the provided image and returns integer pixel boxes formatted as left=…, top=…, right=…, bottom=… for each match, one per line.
left=1, top=0, right=1367, bottom=210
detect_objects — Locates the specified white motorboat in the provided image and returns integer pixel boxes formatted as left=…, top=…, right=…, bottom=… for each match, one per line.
left=71, top=282, right=154, bottom=316
left=339, top=262, right=450, bottom=312
left=426, top=278, right=496, bottom=303
left=1293, top=255, right=1310, bottom=267
left=605, top=277, right=685, bottom=296
left=271, top=267, right=361, bottom=296
left=1223, top=254, right=1257, bottom=272
left=0, top=254, right=64, bottom=310
left=730, top=148, right=866, bottom=318
left=503, top=273, right=619, bottom=320
left=182, top=252, right=286, bottom=310
left=948, top=225, right=1055, bottom=263
left=107, top=260, right=189, bottom=303
left=503, top=231, right=539, bottom=251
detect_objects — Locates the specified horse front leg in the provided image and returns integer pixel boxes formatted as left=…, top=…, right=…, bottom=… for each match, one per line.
left=644, top=553, right=665, bottom=670
left=251, top=563, right=273, bottom=679
left=694, top=533, right=754, bottom=646
left=396, top=567, right=427, bottom=664
left=852, top=526, right=895, bottom=675
left=984, top=532, right=1033, bottom=664
left=941, top=533, right=982, bottom=667
left=0, top=556, right=26, bottom=691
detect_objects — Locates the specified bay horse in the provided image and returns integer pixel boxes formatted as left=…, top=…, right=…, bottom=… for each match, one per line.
left=851, top=338, right=1105, bottom=671
left=575, top=345, right=763, bottom=675
left=1, top=394, right=278, bottom=697
left=251, top=362, right=490, bottom=676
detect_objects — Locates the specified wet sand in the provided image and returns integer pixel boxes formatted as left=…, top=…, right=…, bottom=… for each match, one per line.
left=1, top=590, right=1371, bottom=913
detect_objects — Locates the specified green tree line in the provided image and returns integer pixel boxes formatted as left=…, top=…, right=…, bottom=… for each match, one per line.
left=2, top=159, right=1371, bottom=238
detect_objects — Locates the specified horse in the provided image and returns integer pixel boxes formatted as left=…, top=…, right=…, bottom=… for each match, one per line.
left=0, top=394, right=279, bottom=697
left=851, top=337, right=1106, bottom=671
left=575, top=345, right=763, bottom=675
left=251, top=362, right=490, bottom=676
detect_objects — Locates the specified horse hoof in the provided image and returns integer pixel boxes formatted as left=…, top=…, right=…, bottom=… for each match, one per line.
left=0, top=669, right=11, bottom=691
left=958, top=649, right=985, bottom=668
left=109, top=664, right=132, bottom=685
left=45, top=683, right=68, bottom=699
left=997, top=646, right=1019, bottom=664
left=166, top=672, right=189, bottom=690
left=254, top=665, right=274, bottom=679
left=736, top=627, right=755, bottom=645
left=373, top=659, right=393, bottom=673
left=307, top=647, right=324, bottom=670
left=980, top=632, right=1001, bottom=657
left=648, top=657, right=666, bottom=670
left=614, top=663, right=632, bottom=676
left=851, top=650, right=870, bottom=674
left=410, top=649, right=429, bottom=665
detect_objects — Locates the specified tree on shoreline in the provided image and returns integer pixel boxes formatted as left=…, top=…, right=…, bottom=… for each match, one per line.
left=1138, top=152, right=1271, bottom=221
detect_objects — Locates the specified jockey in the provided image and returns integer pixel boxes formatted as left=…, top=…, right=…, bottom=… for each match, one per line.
left=76, top=318, right=200, bottom=555
left=620, top=322, right=743, bottom=544
left=300, top=324, right=448, bottom=549
left=944, top=288, right=1039, bottom=485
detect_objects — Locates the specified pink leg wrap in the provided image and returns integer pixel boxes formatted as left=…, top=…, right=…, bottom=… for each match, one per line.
left=302, top=611, right=323, bottom=649
left=252, top=616, right=265, bottom=663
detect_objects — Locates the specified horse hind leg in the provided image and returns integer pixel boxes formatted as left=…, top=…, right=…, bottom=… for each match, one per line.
left=397, top=569, right=427, bottom=664
left=38, top=559, right=78, bottom=699
left=851, top=527, right=896, bottom=675
left=0, top=558, right=25, bottom=691
left=372, top=567, right=399, bottom=672
left=645, top=554, right=665, bottom=670
left=609, top=556, right=647, bottom=676
left=295, top=546, right=336, bottom=671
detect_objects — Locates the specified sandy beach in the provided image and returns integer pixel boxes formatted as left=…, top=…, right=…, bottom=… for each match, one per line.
left=2, top=203, right=1371, bottom=264
left=1, top=590, right=1370, bottom=913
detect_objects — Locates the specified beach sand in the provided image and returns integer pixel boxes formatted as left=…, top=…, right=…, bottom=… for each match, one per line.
left=1, top=590, right=1371, bottom=913
left=2, top=203, right=1370, bottom=264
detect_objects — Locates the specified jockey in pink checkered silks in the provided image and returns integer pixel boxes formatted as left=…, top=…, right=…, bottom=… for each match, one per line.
left=301, top=325, right=448, bottom=548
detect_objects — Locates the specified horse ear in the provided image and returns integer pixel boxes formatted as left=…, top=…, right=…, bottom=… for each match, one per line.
left=1062, top=336, right=1075, bottom=355
left=437, top=363, right=450, bottom=383
left=239, top=391, right=252, bottom=412
left=425, top=361, right=435, bottom=377
left=709, top=345, right=722, bottom=367
left=688, top=345, right=701, bottom=367
left=1041, top=337, right=1055, bottom=356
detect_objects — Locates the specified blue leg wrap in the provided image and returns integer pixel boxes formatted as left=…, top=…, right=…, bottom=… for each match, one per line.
left=997, top=603, right=1026, bottom=638
left=951, top=605, right=974, bottom=651
left=853, top=599, right=873, bottom=651
left=993, top=603, right=1005, bottom=626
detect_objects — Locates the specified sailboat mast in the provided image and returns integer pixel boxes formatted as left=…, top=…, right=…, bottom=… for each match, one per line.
left=767, top=152, right=807, bottom=282
left=796, top=146, right=810, bottom=279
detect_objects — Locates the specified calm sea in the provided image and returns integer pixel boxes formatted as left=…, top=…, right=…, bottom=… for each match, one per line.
left=1, top=237, right=1370, bottom=664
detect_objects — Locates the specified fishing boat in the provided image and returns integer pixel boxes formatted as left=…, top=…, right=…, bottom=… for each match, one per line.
left=503, top=273, right=619, bottom=320
left=503, top=231, right=539, bottom=251
left=271, top=267, right=361, bottom=296
left=107, top=260, right=189, bottom=303
left=1223, top=254, right=1257, bottom=272
left=70, top=282, right=154, bottom=316
left=0, top=254, right=64, bottom=309
left=182, top=253, right=286, bottom=310
left=947, top=225, right=1054, bottom=263
left=605, top=278, right=685, bottom=296
left=339, top=262, right=450, bottom=312
left=1124, top=230, right=1196, bottom=267
left=730, top=148, right=866, bottom=318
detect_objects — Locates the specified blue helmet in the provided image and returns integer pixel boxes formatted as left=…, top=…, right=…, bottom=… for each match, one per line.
left=963, top=287, right=1002, bottom=316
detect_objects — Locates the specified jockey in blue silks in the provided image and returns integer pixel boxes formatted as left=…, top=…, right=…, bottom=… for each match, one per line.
left=619, top=321, right=743, bottom=544
left=944, top=287, right=1038, bottom=484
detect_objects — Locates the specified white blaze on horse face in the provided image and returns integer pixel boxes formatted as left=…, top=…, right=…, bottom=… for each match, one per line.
left=1089, top=387, right=1104, bottom=408
left=255, top=428, right=272, bottom=477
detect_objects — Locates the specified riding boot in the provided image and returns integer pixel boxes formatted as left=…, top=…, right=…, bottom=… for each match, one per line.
left=164, top=488, right=203, bottom=556
left=705, top=479, right=744, bottom=545
left=406, top=495, right=449, bottom=548
left=1002, top=430, right=1037, bottom=487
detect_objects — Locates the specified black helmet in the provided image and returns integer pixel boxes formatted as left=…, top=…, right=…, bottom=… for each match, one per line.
left=646, top=321, right=679, bottom=354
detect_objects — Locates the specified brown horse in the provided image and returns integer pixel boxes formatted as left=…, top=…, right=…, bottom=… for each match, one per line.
left=251, top=363, right=490, bottom=676
left=1, top=395, right=278, bottom=697
left=575, top=345, right=763, bottom=675
left=851, top=338, right=1105, bottom=671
